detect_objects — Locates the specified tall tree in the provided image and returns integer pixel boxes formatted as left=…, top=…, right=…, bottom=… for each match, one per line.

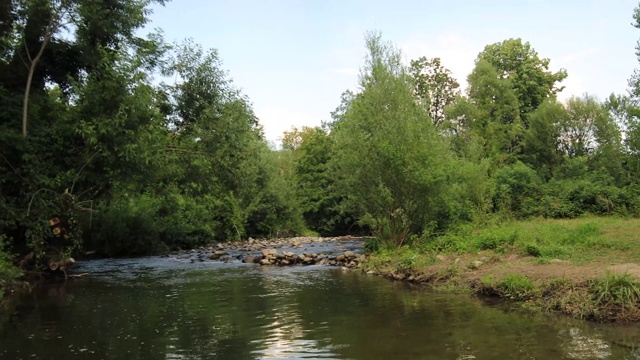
left=477, top=38, right=567, bottom=125
left=330, top=32, right=451, bottom=245
left=409, top=57, right=460, bottom=128
left=521, top=99, right=566, bottom=179
left=559, top=95, right=617, bottom=159
left=467, top=59, right=523, bottom=164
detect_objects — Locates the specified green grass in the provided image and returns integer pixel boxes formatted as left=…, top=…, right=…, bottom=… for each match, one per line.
left=363, top=245, right=437, bottom=274
left=416, top=216, right=640, bottom=264
left=592, top=271, right=640, bottom=307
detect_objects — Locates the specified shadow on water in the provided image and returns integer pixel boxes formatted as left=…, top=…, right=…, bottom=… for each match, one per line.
left=1, top=256, right=640, bottom=359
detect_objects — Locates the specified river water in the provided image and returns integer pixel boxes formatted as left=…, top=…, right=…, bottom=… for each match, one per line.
left=1, top=255, right=640, bottom=359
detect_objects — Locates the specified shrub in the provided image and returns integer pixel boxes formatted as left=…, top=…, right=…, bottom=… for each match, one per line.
left=0, top=235, right=20, bottom=298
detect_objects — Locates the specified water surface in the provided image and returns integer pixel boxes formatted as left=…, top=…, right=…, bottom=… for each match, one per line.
left=1, top=256, right=640, bottom=359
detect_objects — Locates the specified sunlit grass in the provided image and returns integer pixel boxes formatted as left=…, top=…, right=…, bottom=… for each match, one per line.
left=415, top=216, right=640, bottom=264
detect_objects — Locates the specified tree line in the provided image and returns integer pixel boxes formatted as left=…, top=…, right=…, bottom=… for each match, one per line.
left=2, top=0, right=640, bottom=283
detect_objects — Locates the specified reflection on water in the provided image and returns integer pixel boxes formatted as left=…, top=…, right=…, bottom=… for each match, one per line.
left=1, top=256, right=640, bottom=359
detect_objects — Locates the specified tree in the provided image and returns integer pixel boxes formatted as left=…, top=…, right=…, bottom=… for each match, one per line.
left=409, top=57, right=460, bottom=128
left=281, top=125, right=318, bottom=151
left=477, top=38, right=567, bottom=125
left=467, top=59, right=523, bottom=164
left=623, top=3, right=640, bottom=179
left=559, top=95, right=616, bottom=159
left=330, top=32, right=451, bottom=245
left=522, top=99, right=566, bottom=179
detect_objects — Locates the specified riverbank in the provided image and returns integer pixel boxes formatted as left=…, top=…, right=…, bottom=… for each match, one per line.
left=361, top=216, right=640, bottom=323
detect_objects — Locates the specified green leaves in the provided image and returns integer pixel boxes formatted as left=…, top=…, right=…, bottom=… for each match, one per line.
left=477, top=38, right=567, bottom=122
left=330, top=32, right=452, bottom=245
left=409, top=57, right=460, bottom=128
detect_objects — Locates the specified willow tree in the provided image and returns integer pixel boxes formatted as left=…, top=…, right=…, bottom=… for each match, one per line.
left=330, top=32, right=452, bottom=245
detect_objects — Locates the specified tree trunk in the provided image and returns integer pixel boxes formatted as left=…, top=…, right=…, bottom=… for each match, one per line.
left=22, top=30, right=52, bottom=137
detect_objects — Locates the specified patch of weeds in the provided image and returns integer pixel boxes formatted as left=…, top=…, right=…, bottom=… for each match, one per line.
left=592, top=271, right=640, bottom=306
left=363, top=237, right=382, bottom=253
left=476, top=229, right=518, bottom=253
left=480, top=275, right=495, bottom=287
left=497, top=274, right=537, bottom=301
left=535, top=257, right=551, bottom=265
left=364, top=246, right=436, bottom=274
left=499, top=262, right=513, bottom=269
left=525, top=244, right=542, bottom=257
left=590, top=271, right=640, bottom=322
left=476, top=275, right=498, bottom=296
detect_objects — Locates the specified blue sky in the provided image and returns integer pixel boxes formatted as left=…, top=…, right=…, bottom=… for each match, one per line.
left=146, top=0, right=640, bottom=145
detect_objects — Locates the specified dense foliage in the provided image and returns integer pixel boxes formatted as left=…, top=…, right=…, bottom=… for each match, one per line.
left=3, top=0, right=640, bottom=287
left=0, top=0, right=305, bottom=279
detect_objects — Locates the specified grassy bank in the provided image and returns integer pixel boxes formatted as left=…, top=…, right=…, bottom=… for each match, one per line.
left=362, top=216, right=640, bottom=322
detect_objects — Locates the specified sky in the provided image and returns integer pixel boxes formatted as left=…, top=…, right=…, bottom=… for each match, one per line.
left=145, top=0, right=640, bottom=146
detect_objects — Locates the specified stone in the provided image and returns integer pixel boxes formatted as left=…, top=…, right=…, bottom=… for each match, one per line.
left=469, top=260, right=483, bottom=269
left=208, top=253, right=222, bottom=260
left=366, top=270, right=377, bottom=275
left=336, top=255, right=346, bottom=262
left=436, top=255, right=446, bottom=261
left=281, top=259, right=290, bottom=265
left=259, top=259, right=270, bottom=265
left=242, top=256, right=255, bottom=264
left=214, top=250, right=228, bottom=256
left=283, top=251, right=295, bottom=257
left=344, top=251, right=355, bottom=258
left=454, top=258, right=461, bottom=264
left=261, top=249, right=277, bottom=257
left=303, top=257, right=313, bottom=263
left=479, top=256, right=490, bottom=263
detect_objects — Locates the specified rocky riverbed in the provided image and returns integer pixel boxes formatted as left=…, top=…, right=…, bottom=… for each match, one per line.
left=166, top=235, right=369, bottom=269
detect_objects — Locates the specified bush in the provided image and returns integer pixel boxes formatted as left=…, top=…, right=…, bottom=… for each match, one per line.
left=0, top=235, right=20, bottom=298
left=491, top=162, right=542, bottom=217
left=88, top=188, right=217, bottom=256
left=540, top=174, right=640, bottom=218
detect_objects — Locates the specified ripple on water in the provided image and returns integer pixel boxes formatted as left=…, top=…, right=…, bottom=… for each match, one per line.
left=251, top=309, right=341, bottom=359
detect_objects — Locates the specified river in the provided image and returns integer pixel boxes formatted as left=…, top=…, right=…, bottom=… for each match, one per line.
left=1, top=253, right=640, bottom=359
